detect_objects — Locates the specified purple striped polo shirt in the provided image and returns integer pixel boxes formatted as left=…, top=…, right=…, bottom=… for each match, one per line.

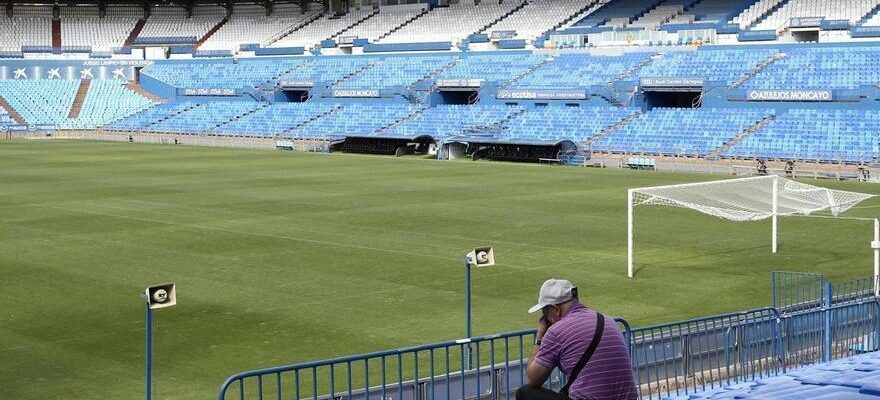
left=535, top=302, right=638, bottom=400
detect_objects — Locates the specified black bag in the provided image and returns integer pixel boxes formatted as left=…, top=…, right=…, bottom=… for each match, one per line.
left=559, top=312, right=605, bottom=400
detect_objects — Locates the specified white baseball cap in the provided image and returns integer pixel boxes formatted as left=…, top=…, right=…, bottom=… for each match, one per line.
left=528, top=279, right=577, bottom=313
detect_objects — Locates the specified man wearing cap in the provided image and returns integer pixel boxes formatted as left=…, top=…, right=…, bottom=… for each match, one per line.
left=517, top=279, right=638, bottom=400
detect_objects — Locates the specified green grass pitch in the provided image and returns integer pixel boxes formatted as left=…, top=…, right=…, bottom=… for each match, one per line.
left=1, top=140, right=877, bottom=400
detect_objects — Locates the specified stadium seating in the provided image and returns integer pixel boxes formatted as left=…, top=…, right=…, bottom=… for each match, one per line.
left=270, top=9, right=374, bottom=49
left=378, top=1, right=524, bottom=44
left=277, top=57, right=373, bottom=84
left=60, top=5, right=142, bottom=51
left=752, top=0, right=880, bottom=31
left=512, top=53, right=652, bottom=88
left=663, top=350, right=880, bottom=400
left=571, top=0, right=664, bottom=28
left=0, top=7, right=52, bottom=51
left=218, top=102, right=338, bottom=137
left=141, top=58, right=306, bottom=89
left=629, top=1, right=684, bottom=30
left=138, top=6, right=225, bottom=40
left=741, top=47, right=880, bottom=90
left=292, top=103, right=421, bottom=138
left=338, top=7, right=426, bottom=43
left=637, top=47, right=778, bottom=85
left=497, top=106, right=639, bottom=144
left=591, top=108, right=772, bottom=156
left=380, top=104, right=522, bottom=140
left=109, top=101, right=202, bottom=131
left=147, top=101, right=262, bottom=133
left=437, top=53, right=546, bottom=83
left=671, top=0, right=742, bottom=23
left=200, top=4, right=321, bottom=51
left=722, top=109, right=880, bottom=163
left=334, top=55, right=456, bottom=89
left=731, top=0, right=787, bottom=29
left=481, top=0, right=597, bottom=42
left=864, top=10, right=880, bottom=26
left=60, top=80, right=155, bottom=129
left=0, top=80, right=79, bottom=125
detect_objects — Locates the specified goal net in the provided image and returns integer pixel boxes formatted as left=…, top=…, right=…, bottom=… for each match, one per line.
left=627, top=175, right=875, bottom=277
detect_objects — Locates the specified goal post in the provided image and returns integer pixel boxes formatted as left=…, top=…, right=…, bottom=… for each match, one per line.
left=627, top=175, right=875, bottom=279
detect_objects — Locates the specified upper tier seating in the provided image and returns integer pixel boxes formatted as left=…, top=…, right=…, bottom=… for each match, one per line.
left=512, top=53, right=652, bottom=88
left=380, top=104, right=522, bottom=140
left=741, top=47, right=880, bottom=90
left=0, top=80, right=79, bottom=125
left=61, top=6, right=142, bottom=51
left=722, top=109, right=880, bottom=163
left=670, top=0, right=742, bottom=23
left=752, top=0, right=880, bottom=31
left=482, top=0, right=599, bottom=42
left=864, top=10, right=880, bottom=26
left=0, top=6, right=53, bottom=51
left=379, top=1, right=524, bottom=44
left=637, top=47, right=778, bottom=85
left=139, top=6, right=225, bottom=40
left=731, top=0, right=786, bottom=28
left=437, top=53, right=547, bottom=83
left=338, top=7, right=425, bottom=42
left=271, top=9, right=373, bottom=49
left=334, top=55, right=456, bottom=89
left=591, top=107, right=772, bottom=155
left=292, top=103, right=422, bottom=138
left=498, top=106, right=638, bottom=144
left=141, top=58, right=306, bottom=89
left=572, top=0, right=662, bottom=28
left=60, top=80, right=154, bottom=129
left=629, top=0, right=684, bottom=30
left=200, top=4, right=321, bottom=51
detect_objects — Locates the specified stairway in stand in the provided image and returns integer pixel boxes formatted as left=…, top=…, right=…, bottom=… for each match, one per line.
left=195, top=17, right=229, bottom=49
left=52, top=19, right=62, bottom=48
left=125, top=83, right=165, bottom=103
left=68, top=80, right=91, bottom=119
left=0, top=96, right=26, bottom=125
left=125, top=19, right=146, bottom=47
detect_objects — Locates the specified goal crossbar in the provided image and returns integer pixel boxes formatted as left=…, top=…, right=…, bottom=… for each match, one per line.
left=627, top=175, right=876, bottom=280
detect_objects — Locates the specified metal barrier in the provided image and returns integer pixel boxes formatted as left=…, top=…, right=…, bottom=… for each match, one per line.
left=631, top=308, right=783, bottom=399
left=771, top=271, right=825, bottom=313
left=219, top=320, right=629, bottom=400
left=831, top=275, right=878, bottom=306
left=220, top=300, right=879, bottom=400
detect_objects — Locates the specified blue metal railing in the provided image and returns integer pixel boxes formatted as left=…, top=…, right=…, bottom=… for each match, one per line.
left=219, top=320, right=630, bottom=400
left=771, top=271, right=825, bottom=313
left=220, top=299, right=879, bottom=400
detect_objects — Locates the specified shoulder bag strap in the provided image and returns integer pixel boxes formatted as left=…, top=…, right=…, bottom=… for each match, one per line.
left=560, top=312, right=605, bottom=397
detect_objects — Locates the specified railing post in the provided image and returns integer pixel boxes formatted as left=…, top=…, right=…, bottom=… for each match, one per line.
left=771, top=271, right=777, bottom=309
left=823, top=282, right=832, bottom=363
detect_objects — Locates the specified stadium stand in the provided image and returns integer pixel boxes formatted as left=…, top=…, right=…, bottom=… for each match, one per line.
left=571, top=0, right=667, bottom=28
left=437, top=53, right=546, bottom=83
left=751, top=0, right=880, bottom=31
left=60, top=5, right=142, bottom=51
left=480, top=0, right=600, bottom=42
left=277, top=56, right=372, bottom=85
left=108, top=101, right=203, bottom=131
left=511, top=53, right=653, bottom=88
left=590, top=108, right=773, bottom=156
left=333, top=55, right=456, bottom=89
left=140, top=58, right=306, bottom=89
left=498, top=105, right=639, bottom=144
left=0, top=6, right=53, bottom=51
left=637, top=47, right=779, bottom=85
left=146, top=101, right=262, bottom=133
left=722, top=109, right=880, bottom=163
left=664, top=350, right=880, bottom=400
left=740, top=46, right=880, bottom=90
left=218, top=102, right=339, bottom=137
left=61, top=80, right=156, bottom=129
left=629, top=0, right=685, bottom=30
left=270, top=9, right=375, bottom=49
left=0, top=80, right=79, bottom=125
left=731, top=0, right=788, bottom=29
left=378, top=104, right=521, bottom=140
left=337, top=7, right=427, bottom=43
left=670, top=0, right=742, bottom=23
left=291, top=103, right=422, bottom=138
left=378, top=1, right=524, bottom=44
left=138, top=6, right=226, bottom=41
left=199, top=4, right=321, bottom=51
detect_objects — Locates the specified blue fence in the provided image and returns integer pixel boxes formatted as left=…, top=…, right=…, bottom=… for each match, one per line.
left=221, top=284, right=879, bottom=400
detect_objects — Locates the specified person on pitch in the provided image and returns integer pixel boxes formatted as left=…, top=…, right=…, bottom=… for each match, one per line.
left=517, top=279, right=638, bottom=400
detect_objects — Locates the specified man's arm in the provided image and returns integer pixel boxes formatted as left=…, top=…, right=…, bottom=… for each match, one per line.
left=525, top=344, right=552, bottom=387
left=525, top=318, right=553, bottom=387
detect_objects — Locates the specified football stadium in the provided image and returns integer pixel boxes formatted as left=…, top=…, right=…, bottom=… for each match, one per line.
left=2, top=0, right=880, bottom=399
